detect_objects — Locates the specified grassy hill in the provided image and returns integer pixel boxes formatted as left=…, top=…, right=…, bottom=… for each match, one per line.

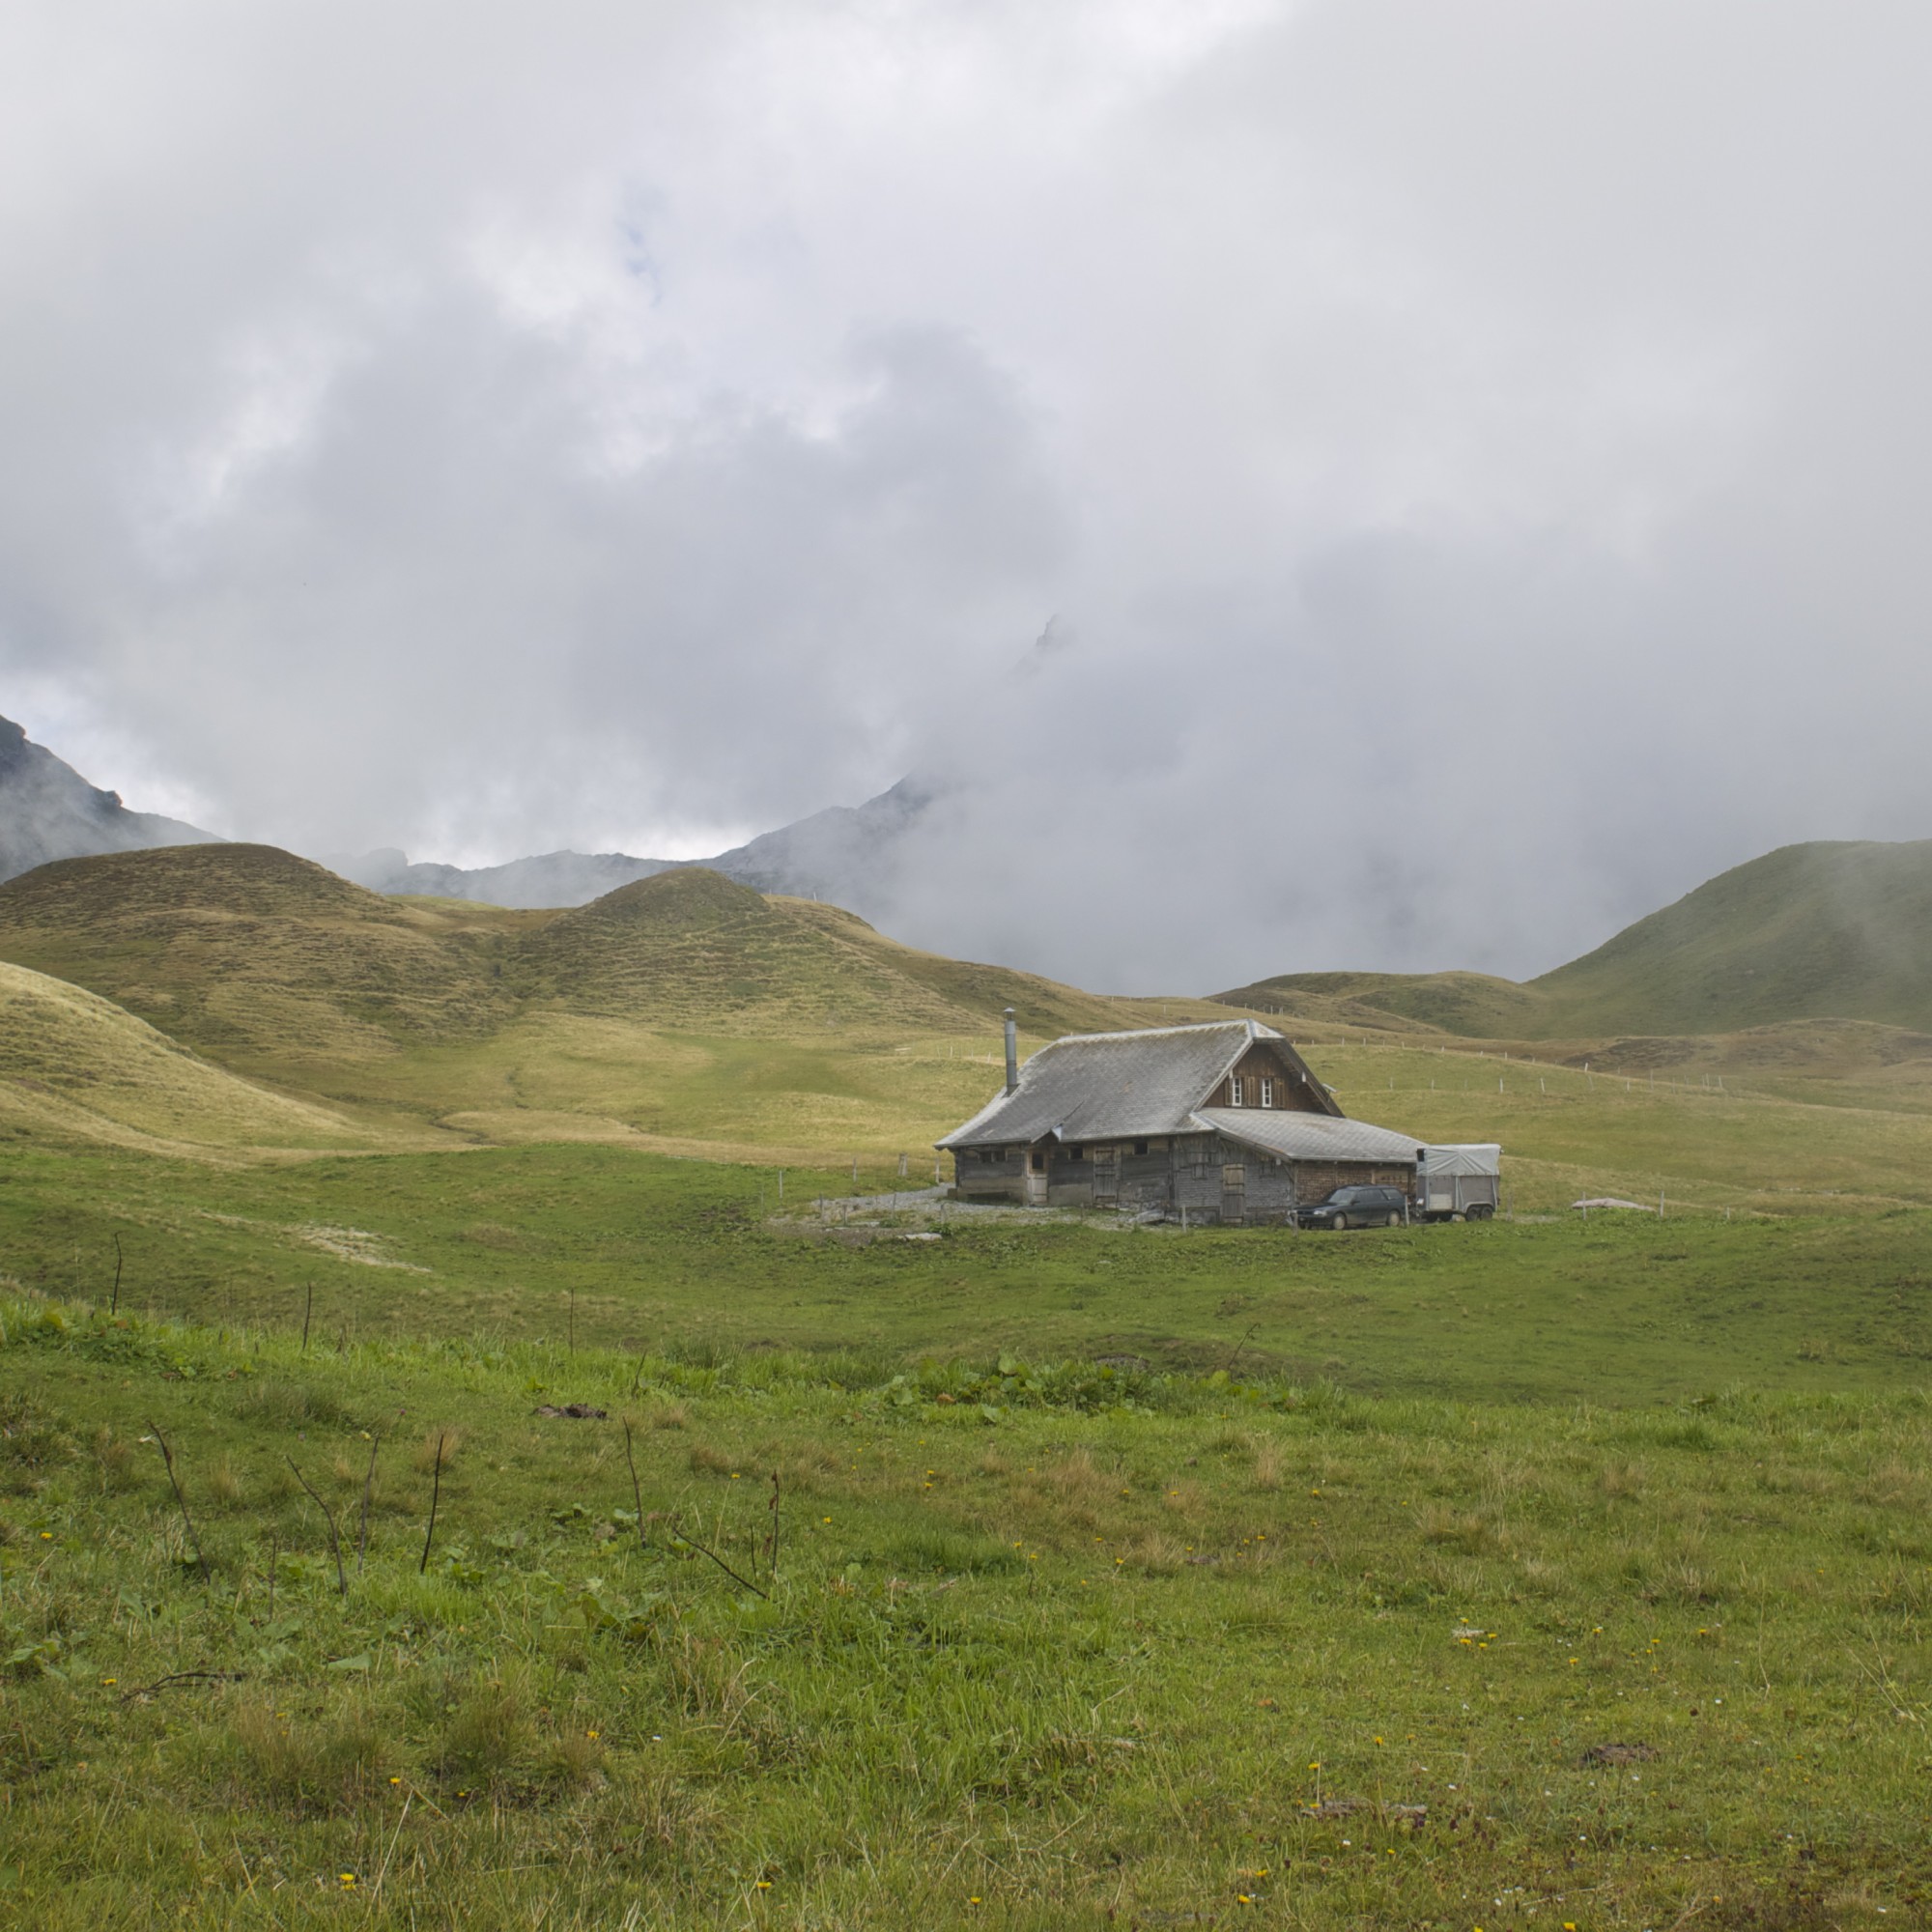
left=510, top=867, right=1195, bottom=1038
left=0, top=959, right=363, bottom=1153
left=1528, top=838, right=1932, bottom=1036
left=0, top=843, right=517, bottom=1076
left=1217, top=839, right=1932, bottom=1044
left=1210, top=967, right=1545, bottom=1038
left=0, top=847, right=1239, bottom=1159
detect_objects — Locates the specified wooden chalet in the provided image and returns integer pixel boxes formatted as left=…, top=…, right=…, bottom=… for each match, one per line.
left=936, top=1017, right=1419, bottom=1223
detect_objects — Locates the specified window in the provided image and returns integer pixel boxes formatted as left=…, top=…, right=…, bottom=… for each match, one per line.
left=1030, top=1150, right=1045, bottom=1172
left=1260, top=1076, right=1275, bottom=1109
left=1065, top=1145, right=1085, bottom=1162
left=1132, top=1139, right=1149, bottom=1156
left=1228, top=1075, right=1244, bottom=1107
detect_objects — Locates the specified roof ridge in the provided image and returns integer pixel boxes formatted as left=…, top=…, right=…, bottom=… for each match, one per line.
left=1041, top=1018, right=1278, bottom=1045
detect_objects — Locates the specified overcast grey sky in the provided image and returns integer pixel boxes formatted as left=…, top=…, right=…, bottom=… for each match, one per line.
left=5, top=1, right=1929, bottom=990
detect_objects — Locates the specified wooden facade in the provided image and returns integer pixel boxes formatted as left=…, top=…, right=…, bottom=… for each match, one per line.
left=1205, top=1039, right=1331, bottom=1116
left=938, top=1020, right=1421, bottom=1225
left=953, top=1133, right=1413, bottom=1221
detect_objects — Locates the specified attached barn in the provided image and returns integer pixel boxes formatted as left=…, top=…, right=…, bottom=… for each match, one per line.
left=937, top=1015, right=1420, bottom=1223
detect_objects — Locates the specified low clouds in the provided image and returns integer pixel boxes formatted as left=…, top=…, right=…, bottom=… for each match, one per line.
left=4, top=1, right=1930, bottom=988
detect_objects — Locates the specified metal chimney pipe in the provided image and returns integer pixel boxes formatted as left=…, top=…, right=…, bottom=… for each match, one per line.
left=1004, top=1009, right=1019, bottom=1094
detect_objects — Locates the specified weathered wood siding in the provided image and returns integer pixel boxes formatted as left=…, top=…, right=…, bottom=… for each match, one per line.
left=1208, top=1041, right=1330, bottom=1114
left=1288, top=1160, right=1414, bottom=1207
left=954, top=1132, right=1415, bottom=1222
left=951, top=1145, right=1028, bottom=1203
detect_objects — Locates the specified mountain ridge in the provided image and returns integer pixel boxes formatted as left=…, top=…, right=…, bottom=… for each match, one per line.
left=328, top=775, right=934, bottom=914
left=0, top=714, right=221, bottom=883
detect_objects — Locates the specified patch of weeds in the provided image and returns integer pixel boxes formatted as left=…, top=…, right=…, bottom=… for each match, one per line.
left=0, top=1392, right=78, bottom=1491
left=232, top=1696, right=394, bottom=1815
left=234, top=1381, right=355, bottom=1431
left=882, top=1528, right=1027, bottom=1576
left=436, top=1674, right=533, bottom=1788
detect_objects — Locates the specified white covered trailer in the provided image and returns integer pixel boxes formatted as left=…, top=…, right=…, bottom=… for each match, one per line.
left=1416, top=1144, right=1501, bottom=1221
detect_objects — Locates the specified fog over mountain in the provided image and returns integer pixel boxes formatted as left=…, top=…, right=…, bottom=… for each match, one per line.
left=331, top=776, right=935, bottom=914
left=0, top=716, right=219, bottom=884
left=4, top=3, right=1931, bottom=990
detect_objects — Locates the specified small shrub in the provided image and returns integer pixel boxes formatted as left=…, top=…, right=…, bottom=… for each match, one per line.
left=209, top=1453, right=244, bottom=1505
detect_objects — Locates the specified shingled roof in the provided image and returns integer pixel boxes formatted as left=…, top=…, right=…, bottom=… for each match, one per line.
left=934, top=1018, right=1346, bottom=1151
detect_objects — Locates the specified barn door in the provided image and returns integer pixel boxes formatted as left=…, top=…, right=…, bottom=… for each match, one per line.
left=1025, top=1146, right=1048, bottom=1207
left=1220, top=1160, right=1246, bottom=1225
left=1091, top=1145, right=1120, bottom=1207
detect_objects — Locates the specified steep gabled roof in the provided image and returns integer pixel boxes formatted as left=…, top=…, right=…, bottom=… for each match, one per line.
left=934, top=1019, right=1341, bottom=1150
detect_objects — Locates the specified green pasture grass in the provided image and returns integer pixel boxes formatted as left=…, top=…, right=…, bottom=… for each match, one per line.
left=3, top=1291, right=1929, bottom=1928
left=3, top=1143, right=1930, bottom=1406
left=1301, top=1041, right=1932, bottom=1212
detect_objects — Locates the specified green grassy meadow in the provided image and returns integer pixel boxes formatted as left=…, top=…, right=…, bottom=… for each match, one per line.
left=6, top=1277, right=1932, bottom=1930
left=4, top=1135, right=1932, bottom=1930
left=6, top=843, right=1932, bottom=1925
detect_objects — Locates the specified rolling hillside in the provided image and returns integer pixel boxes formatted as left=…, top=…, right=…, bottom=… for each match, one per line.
left=0, top=844, right=1223, bottom=1053
left=1218, top=839, right=1932, bottom=1042
left=0, top=959, right=360, bottom=1151
left=0, top=845, right=1240, bottom=1154
left=1527, top=838, right=1932, bottom=1036
left=512, top=867, right=1198, bottom=1037
left=0, top=843, right=518, bottom=1073
left=1210, top=967, right=1545, bottom=1038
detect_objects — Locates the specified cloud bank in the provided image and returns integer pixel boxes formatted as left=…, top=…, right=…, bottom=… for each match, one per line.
left=4, top=0, right=1930, bottom=988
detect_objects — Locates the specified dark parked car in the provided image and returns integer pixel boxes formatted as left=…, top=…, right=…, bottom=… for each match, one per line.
left=1298, top=1184, right=1410, bottom=1230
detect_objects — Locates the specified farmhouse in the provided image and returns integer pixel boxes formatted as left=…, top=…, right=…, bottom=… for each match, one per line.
left=937, top=1014, right=1421, bottom=1223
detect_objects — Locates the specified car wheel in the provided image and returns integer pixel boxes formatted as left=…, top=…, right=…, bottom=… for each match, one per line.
left=1386, top=1211, right=1401, bottom=1228
left=1333, top=1213, right=1349, bottom=1231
